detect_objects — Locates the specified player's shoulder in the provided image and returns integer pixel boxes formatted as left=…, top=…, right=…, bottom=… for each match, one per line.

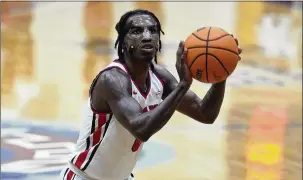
left=153, top=63, right=169, bottom=76
left=96, top=67, right=131, bottom=92
left=100, top=67, right=129, bottom=82
left=153, top=63, right=166, bottom=72
left=152, top=63, right=175, bottom=82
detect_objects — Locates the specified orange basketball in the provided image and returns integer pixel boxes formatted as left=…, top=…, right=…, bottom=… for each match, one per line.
left=184, top=27, right=239, bottom=83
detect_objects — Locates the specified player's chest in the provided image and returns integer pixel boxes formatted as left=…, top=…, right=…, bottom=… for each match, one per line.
left=131, top=81, right=163, bottom=109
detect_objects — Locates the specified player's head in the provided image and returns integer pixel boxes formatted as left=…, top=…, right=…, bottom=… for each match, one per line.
left=114, top=9, right=164, bottom=64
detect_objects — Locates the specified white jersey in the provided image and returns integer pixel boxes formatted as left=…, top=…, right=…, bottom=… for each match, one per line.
left=65, top=60, right=164, bottom=180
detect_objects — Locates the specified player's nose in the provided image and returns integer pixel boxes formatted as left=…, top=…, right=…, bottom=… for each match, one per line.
left=142, top=29, right=152, bottom=40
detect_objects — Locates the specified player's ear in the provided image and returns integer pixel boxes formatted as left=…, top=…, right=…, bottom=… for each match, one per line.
left=123, top=41, right=131, bottom=51
left=122, top=41, right=126, bottom=51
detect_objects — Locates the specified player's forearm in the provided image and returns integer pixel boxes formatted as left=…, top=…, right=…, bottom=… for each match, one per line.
left=199, top=80, right=226, bottom=123
left=135, top=82, right=189, bottom=141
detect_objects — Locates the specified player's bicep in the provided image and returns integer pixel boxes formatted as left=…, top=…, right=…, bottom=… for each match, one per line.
left=108, top=96, right=143, bottom=126
left=94, top=69, right=143, bottom=126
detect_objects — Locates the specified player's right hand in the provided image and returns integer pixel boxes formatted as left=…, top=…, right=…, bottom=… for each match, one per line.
left=176, top=41, right=192, bottom=87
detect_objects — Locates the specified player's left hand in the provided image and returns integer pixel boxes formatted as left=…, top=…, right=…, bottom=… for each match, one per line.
left=231, top=34, right=242, bottom=61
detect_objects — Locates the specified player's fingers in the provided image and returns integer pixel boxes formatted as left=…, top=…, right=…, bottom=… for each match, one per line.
left=237, top=47, right=242, bottom=61
left=238, top=47, right=242, bottom=54
left=177, top=41, right=184, bottom=54
left=181, top=48, right=188, bottom=62
left=179, top=40, right=184, bottom=47
left=177, top=41, right=185, bottom=64
left=231, top=34, right=239, bottom=45
left=176, top=41, right=183, bottom=65
left=234, top=37, right=239, bottom=46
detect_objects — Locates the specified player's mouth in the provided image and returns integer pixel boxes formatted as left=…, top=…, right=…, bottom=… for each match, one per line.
left=140, top=43, right=155, bottom=52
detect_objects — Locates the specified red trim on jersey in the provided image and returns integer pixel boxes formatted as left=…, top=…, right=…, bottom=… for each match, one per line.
left=132, top=139, right=143, bottom=152
left=92, top=114, right=106, bottom=145
left=74, top=145, right=89, bottom=168
left=74, top=113, right=107, bottom=169
left=114, top=60, right=152, bottom=99
left=66, top=169, right=75, bottom=180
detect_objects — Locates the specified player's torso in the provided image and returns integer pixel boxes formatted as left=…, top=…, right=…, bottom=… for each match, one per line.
left=70, top=61, right=164, bottom=180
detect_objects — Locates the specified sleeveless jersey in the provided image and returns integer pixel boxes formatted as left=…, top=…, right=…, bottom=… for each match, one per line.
left=66, top=60, right=164, bottom=180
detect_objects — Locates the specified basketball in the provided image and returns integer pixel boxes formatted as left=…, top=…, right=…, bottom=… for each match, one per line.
left=184, top=27, right=239, bottom=83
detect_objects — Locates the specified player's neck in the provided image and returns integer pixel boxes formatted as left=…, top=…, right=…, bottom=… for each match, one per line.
left=123, top=55, right=151, bottom=85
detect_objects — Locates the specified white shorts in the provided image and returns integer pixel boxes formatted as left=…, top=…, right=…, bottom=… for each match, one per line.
left=60, top=167, right=135, bottom=180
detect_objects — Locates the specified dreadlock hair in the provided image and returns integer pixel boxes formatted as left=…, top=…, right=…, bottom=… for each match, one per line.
left=114, top=9, right=165, bottom=65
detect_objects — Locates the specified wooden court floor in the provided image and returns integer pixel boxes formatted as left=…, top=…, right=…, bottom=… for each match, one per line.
left=1, top=2, right=302, bottom=180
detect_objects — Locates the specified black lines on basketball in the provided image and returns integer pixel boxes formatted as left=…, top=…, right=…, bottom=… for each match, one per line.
left=189, top=52, right=230, bottom=79
left=205, top=27, right=211, bottom=83
left=189, top=53, right=207, bottom=69
left=186, top=46, right=238, bottom=55
left=207, top=53, right=230, bottom=75
left=192, top=33, right=230, bottom=42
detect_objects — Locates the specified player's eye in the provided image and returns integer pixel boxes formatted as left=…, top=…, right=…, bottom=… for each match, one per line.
left=132, top=28, right=143, bottom=35
left=149, top=28, right=156, bottom=34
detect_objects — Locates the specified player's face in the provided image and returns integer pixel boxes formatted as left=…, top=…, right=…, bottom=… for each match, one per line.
left=124, top=14, right=159, bottom=61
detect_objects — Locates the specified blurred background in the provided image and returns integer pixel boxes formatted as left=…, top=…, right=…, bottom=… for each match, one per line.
left=1, top=1, right=302, bottom=180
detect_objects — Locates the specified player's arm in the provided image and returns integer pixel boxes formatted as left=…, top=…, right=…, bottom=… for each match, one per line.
left=92, top=42, right=192, bottom=142
left=154, top=64, right=225, bottom=124
left=93, top=69, right=189, bottom=142
left=154, top=36, right=241, bottom=124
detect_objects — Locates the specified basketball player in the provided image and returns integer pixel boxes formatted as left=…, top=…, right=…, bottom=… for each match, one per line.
left=61, top=9, right=242, bottom=180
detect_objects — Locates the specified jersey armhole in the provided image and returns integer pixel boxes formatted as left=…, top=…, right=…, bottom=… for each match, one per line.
left=89, top=66, right=127, bottom=115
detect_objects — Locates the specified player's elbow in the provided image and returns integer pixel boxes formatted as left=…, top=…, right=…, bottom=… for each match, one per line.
left=132, top=125, right=154, bottom=142
left=199, top=113, right=218, bottom=124
left=203, top=117, right=216, bottom=124
left=122, top=118, right=152, bottom=142
left=124, top=126, right=150, bottom=142
left=131, top=118, right=156, bottom=142
left=133, top=131, right=151, bottom=142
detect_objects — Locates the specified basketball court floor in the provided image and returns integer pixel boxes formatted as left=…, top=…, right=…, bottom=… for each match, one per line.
left=1, top=2, right=302, bottom=180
